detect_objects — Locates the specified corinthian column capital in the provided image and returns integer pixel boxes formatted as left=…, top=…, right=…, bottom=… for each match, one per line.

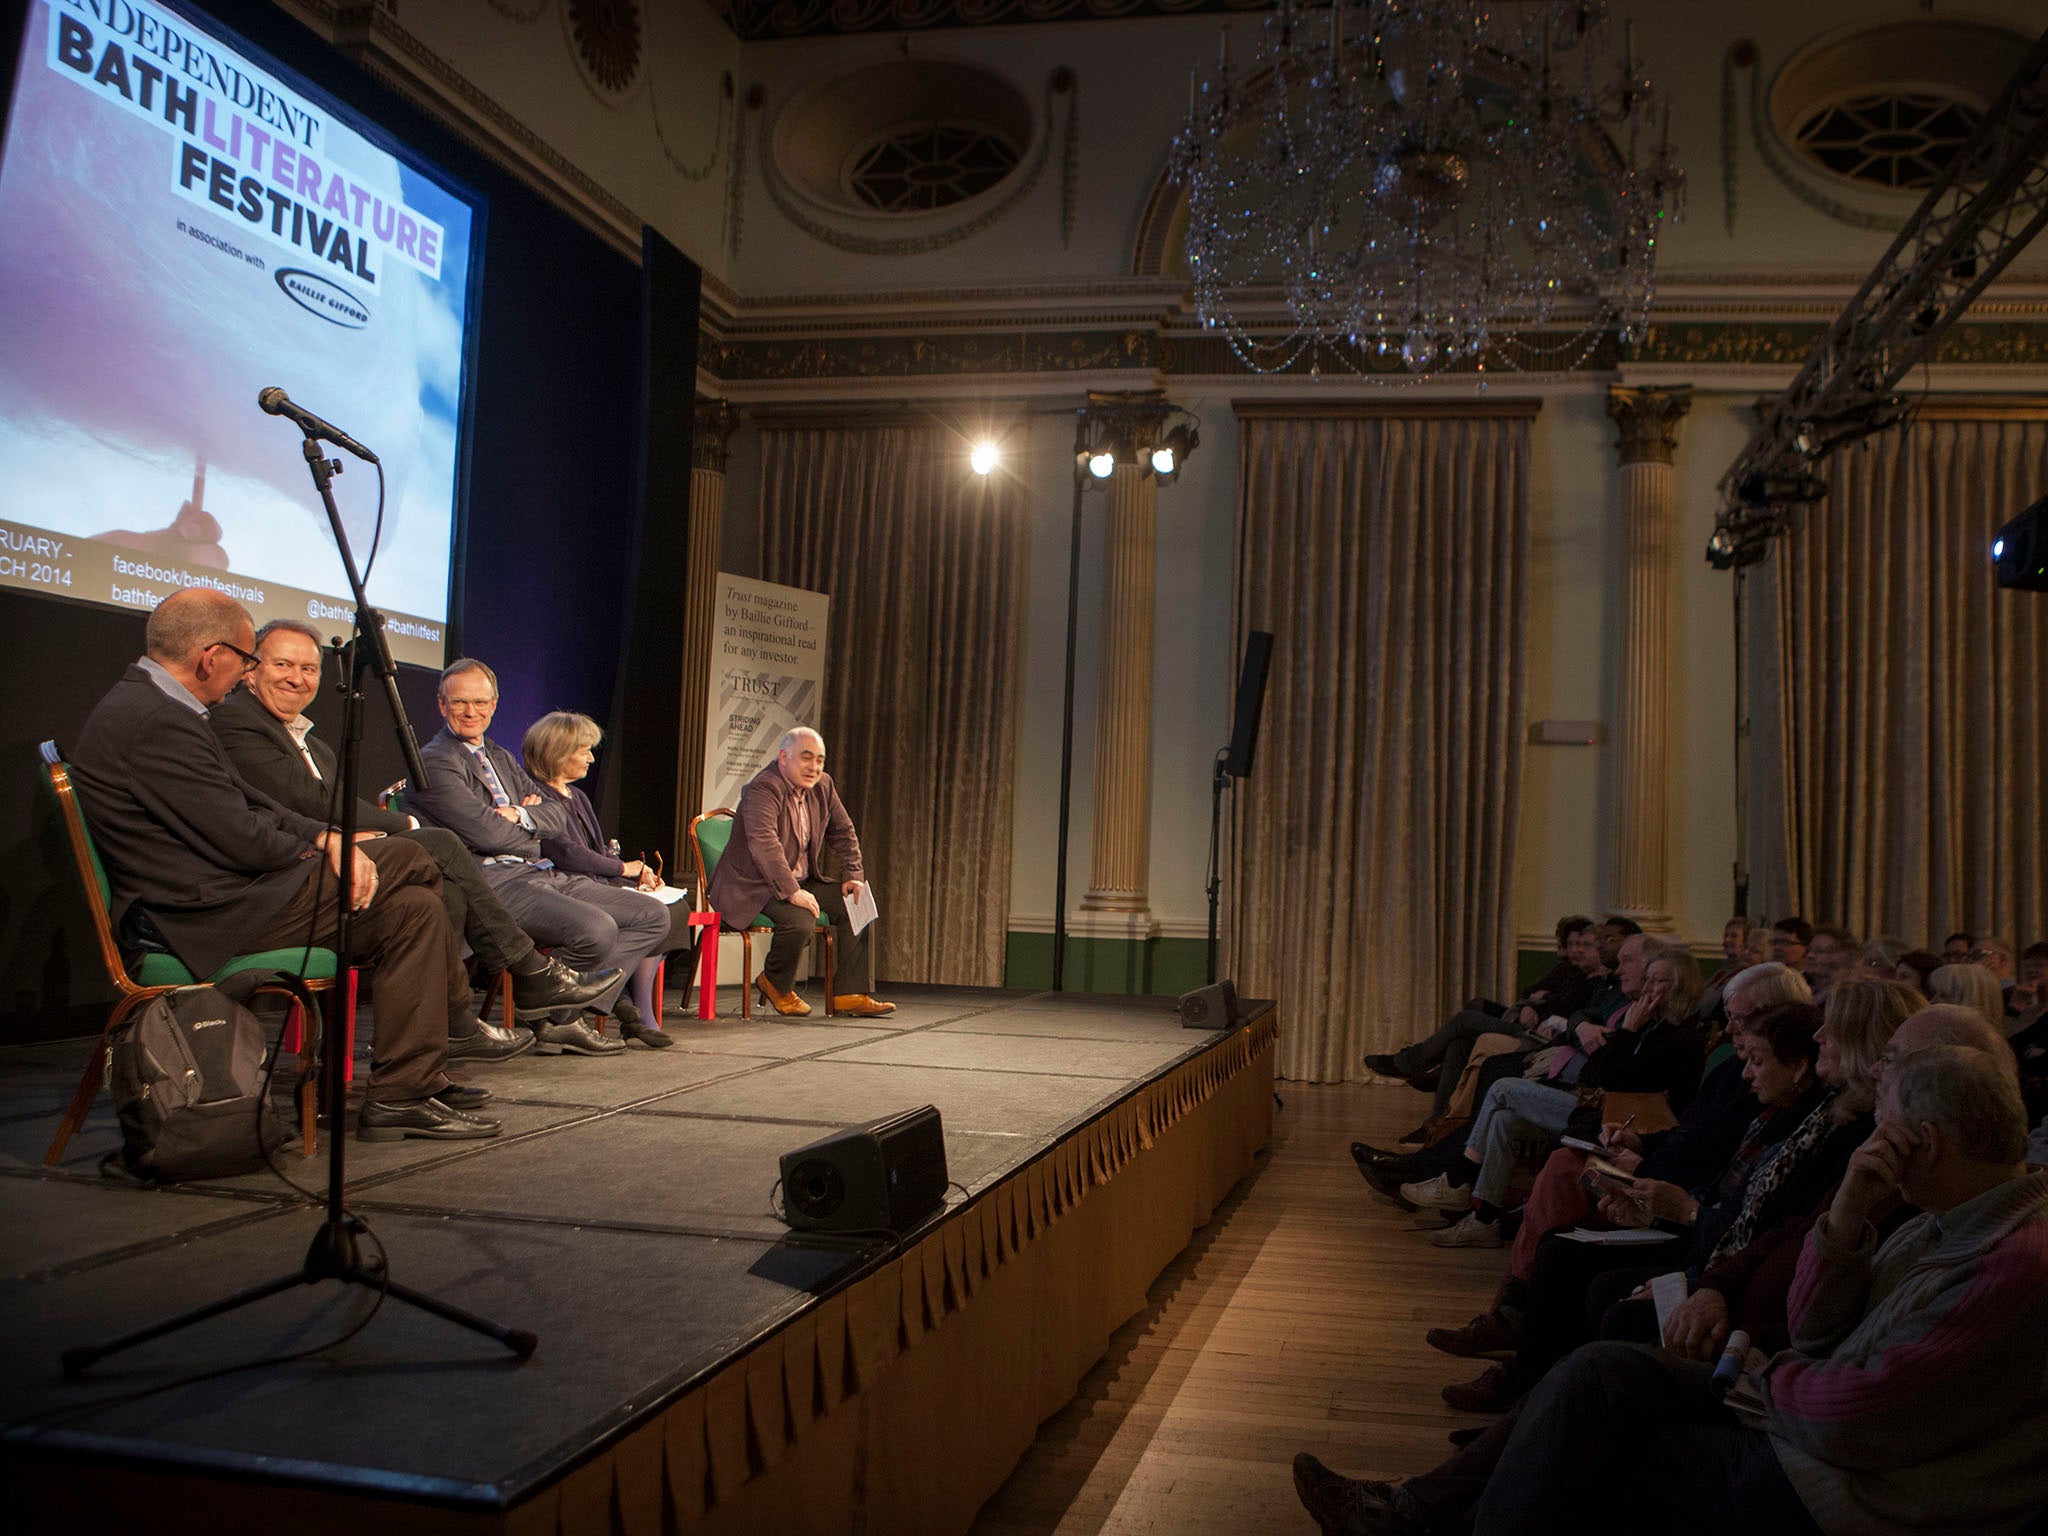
left=1606, top=385, right=1694, bottom=467
left=692, top=399, right=741, bottom=473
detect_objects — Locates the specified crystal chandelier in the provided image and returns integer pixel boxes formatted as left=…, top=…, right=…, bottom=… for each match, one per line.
left=1170, top=0, right=1685, bottom=377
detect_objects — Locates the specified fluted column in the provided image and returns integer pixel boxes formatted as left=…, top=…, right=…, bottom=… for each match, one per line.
left=1605, top=384, right=1692, bottom=934
left=1081, top=462, right=1157, bottom=915
left=677, top=400, right=739, bottom=837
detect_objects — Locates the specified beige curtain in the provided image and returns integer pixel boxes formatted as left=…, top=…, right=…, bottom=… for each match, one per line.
left=756, top=418, right=1028, bottom=985
left=1753, top=408, right=2048, bottom=947
left=1228, top=405, right=1535, bottom=1082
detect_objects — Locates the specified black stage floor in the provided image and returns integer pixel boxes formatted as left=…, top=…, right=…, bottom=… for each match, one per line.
left=0, top=984, right=1232, bottom=1515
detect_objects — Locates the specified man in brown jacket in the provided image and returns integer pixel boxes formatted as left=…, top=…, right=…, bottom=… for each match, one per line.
left=706, top=727, right=891, bottom=1018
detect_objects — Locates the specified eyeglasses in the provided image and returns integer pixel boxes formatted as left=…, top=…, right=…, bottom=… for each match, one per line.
left=207, top=639, right=261, bottom=671
left=443, top=697, right=497, bottom=714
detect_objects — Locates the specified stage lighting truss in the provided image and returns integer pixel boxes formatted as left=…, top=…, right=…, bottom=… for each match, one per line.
left=1072, top=392, right=1202, bottom=489
left=1709, top=22, right=2048, bottom=568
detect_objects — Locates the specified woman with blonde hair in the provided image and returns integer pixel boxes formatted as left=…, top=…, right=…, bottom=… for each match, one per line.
left=1930, top=963, right=2008, bottom=1032
left=1813, top=976, right=1926, bottom=1119
left=523, top=711, right=692, bottom=1048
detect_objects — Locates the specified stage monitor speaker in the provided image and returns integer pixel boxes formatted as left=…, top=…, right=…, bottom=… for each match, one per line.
left=1223, top=630, right=1274, bottom=779
left=779, top=1105, right=948, bottom=1234
left=1179, top=980, right=1238, bottom=1030
left=1993, top=496, right=2048, bottom=592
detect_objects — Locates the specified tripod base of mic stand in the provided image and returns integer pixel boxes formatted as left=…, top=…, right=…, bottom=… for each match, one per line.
left=61, top=1215, right=536, bottom=1378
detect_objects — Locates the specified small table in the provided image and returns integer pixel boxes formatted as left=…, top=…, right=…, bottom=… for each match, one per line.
left=688, top=910, right=722, bottom=1019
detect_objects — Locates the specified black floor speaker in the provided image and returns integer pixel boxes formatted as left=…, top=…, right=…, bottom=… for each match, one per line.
left=778, top=1105, right=948, bottom=1234
left=1178, top=980, right=1238, bottom=1030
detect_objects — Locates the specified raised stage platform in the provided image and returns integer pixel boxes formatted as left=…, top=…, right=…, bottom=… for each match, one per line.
left=0, top=985, right=1275, bottom=1534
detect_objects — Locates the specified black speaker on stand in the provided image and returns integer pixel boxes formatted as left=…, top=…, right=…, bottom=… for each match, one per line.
left=1207, top=631, right=1273, bottom=985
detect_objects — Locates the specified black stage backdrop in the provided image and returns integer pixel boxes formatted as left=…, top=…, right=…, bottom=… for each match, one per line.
left=0, top=0, right=699, bottom=1040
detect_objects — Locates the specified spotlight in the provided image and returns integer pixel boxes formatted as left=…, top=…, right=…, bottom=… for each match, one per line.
left=1151, top=444, right=1177, bottom=477
left=1992, top=495, right=2048, bottom=592
left=1087, top=450, right=1115, bottom=479
left=1150, top=422, right=1199, bottom=486
left=970, top=441, right=999, bottom=476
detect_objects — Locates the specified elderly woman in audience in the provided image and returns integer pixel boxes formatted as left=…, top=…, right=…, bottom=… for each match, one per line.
left=1296, top=1038, right=2048, bottom=1536
left=1398, top=947, right=1704, bottom=1250
left=1423, top=962, right=1812, bottom=1362
left=1931, top=961, right=2007, bottom=1030
left=1857, top=935, right=1909, bottom=978
left=522, top=710, right=693, bottom=1048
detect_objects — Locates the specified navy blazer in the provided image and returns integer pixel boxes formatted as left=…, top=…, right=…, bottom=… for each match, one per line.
left=69, top=665, right=327, bottom=977
left=409, top=727, right=567, bottom=860
left=537, top=783, right=629, bottom=881
left=208, top=687, right=411, bottom=835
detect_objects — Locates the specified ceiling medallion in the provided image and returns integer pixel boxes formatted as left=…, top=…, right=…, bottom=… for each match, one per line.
left=1171, top=0, right=1685, bottom=378
left=563, top=0, right=644, bottom=103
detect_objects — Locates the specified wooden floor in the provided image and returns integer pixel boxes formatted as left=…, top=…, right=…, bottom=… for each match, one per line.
left=970, top=1081, right=1502, bottom=1536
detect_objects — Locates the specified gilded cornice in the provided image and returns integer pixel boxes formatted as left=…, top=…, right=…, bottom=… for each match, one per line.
left=708, top=0, right=1269, bottom=42
left=698, top=319, right=2048, bottom=390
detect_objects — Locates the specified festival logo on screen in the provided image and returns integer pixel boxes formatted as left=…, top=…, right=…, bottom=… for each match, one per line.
left=0, top=0, right=478, bottom=667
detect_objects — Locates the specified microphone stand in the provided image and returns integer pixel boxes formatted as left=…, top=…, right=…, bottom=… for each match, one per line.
left=62, top=435, right=534, bottom=1376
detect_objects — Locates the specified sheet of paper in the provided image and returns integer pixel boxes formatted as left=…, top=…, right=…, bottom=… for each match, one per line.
left=1561, top=1135, right=1602, bottom=1154
left=647, top=883, right=690, bottom=906
left=1556, top=1226, right=1678, bottom=1245
left=1650, top=1270, right=1688, bottom=1344
left=846, top=880, right=879, bottom=935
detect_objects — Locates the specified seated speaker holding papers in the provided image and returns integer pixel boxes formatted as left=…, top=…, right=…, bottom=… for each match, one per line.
left=705, top=726, right=892, bottom=1019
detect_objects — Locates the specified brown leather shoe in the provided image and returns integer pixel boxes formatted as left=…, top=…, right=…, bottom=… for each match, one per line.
left=755, top=974, right=811, bottom=1017
left=830, top=994, right=896, bottom=1017
left=1441, top=1362, right=1518, bottom=1414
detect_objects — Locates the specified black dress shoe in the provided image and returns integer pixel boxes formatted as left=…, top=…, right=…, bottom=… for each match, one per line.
left=1350, top=1141, right=1404, bottom=1166
left=358, top=1097, right=502, bottom=1142
left=532, top=1016, right=626, bottom=1056
left=512, top=959, right=624, bottom=1020
left=1363, top=1053, right=1407, bottom=1077
left=435, top=1083, right=495, bottom=1111
left=1356, top=1157, right=1420, bottom=1211
left=618, top=1016, right=675, bottom=1048
left=447, top=1020, right=536, bottom=1062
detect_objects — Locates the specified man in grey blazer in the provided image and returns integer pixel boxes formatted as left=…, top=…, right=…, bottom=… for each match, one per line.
left=210, top=620, right=619, bottom=1041
left=706, top=726, right=892, bottom=1019
left=408, top=658, right=668, bottom=1055
left=69, top=588, right=499, bottom=1141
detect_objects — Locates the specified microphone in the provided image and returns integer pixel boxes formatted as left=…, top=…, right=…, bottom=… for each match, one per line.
left=257, top=387, right=379, bottom=463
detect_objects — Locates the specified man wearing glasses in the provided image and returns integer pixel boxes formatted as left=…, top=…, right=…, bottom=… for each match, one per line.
left=68, top=588, right=500, bottom=1141
left=211, top=620, right=620, bottom=1049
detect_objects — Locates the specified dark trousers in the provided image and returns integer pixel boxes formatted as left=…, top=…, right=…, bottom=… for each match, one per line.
left=1474, top=1343, right=1820, bottom=1536
left=1392, top=1009, right=1537, bottom=1115
left=1510, top=1227, right=1682, bottom=1390
left=398, top=825, right=533, bottom=974
left=486, top=864, right=669, bottom=1013
left=761, top=876, right=871, bottom=994
left=249, top=838, right=456, bottom=1104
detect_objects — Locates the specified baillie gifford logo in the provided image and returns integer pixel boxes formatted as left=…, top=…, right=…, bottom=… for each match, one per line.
left=275, top=268, right=372, bottom=329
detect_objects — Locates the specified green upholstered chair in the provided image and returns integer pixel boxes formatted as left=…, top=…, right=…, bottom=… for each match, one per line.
left=689, top=808, right=834, bottom=1019
left=38, top=741, right=347, bottom=1165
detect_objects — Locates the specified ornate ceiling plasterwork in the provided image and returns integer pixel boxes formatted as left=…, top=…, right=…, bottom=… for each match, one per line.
left=708, top=0, right=1268, bottom=42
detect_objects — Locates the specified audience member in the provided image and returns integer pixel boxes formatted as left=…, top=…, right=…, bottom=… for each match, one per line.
left=1856, top=935, right=1909, bottom=978
left=1770, top=917, right=1813, bottom=971
left=1400, top=946, right=1703, bottom=1248
left=1893, top=947, right=1942, bottom=993
left=1942, top=930, right=1976, bottom=965
left=1930, top=961, right=2007, bottom=1030
left=1294, top=1027, right=2046, bottom=1536
left=1970, top=936, right=2019, bottom=1014
left=1801, top=925, right=1858, bottom=1002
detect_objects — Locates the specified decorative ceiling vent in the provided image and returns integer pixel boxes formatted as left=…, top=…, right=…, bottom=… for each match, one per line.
left=1770, top=20, right=2032, bottom=194
left=773, top=60, right=1034, bottom=217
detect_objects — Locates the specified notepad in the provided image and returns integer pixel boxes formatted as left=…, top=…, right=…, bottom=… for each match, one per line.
left=1556, top=1226, right=1678, bottom=1245
left=846, top=880, right=880, bottom=934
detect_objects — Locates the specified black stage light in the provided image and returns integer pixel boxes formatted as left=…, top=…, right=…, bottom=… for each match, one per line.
left=1993, top=495, right=2048, bottom=592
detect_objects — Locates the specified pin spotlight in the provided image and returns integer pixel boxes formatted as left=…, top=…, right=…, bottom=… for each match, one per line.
left=970, top=440, right=999, bottom=476
left=1993, top=495, right=2048, bottom=592
left=1087, top=450, right=1115, bottom=479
